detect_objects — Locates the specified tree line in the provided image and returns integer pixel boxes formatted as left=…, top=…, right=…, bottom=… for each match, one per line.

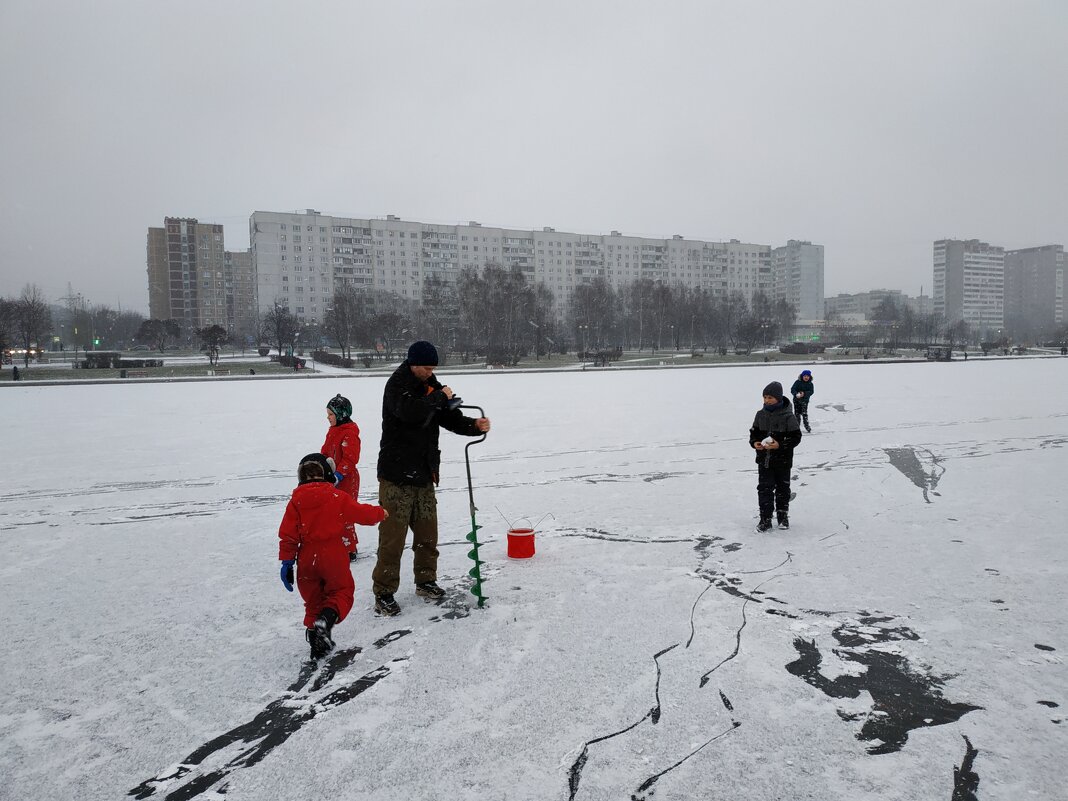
left=6, top=270, right=1066, bottom=369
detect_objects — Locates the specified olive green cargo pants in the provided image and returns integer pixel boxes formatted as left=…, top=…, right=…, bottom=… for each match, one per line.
left=371, top=479, right=438, bottom=596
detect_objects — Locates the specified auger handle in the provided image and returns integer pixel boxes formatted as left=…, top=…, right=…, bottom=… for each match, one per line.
left=459, top=404, right=486, bottom=518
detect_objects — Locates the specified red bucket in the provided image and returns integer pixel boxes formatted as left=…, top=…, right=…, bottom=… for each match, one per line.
left=507, top=527, right=536, bottom=559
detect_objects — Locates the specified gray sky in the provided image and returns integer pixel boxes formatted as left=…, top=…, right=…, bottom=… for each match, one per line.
left=2, top=0, right=1066, bottom=314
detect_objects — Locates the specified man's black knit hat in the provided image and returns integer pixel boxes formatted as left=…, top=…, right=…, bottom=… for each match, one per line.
left=407, top=340, right=439, bottom=366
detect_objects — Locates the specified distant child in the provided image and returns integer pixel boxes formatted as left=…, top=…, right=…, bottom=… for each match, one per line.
left=321, top=394, right=362, bottom=560
left=278, top=453, right=388, bottom=660
left=749, top=381, right=803, bottom=532
left=790, top=370, right=814, bottom=433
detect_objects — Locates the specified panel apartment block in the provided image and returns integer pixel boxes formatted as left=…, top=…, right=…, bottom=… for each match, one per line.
left=933, top=239, right=1004, bottom=331
left=146, top=217, right=250, bottom=335
left=1003, top=244, right=1064, bottom=341
left=250, top=210, right=783, bottom=324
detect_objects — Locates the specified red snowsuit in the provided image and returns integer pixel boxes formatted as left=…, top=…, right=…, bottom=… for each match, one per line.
left=321, top=420, right=362, bottom=499
left=278, top=481, right=386, bottom=628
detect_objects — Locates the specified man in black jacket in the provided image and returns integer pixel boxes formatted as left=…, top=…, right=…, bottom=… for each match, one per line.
left=749, top=381, right=802, bottom=532
left=371, top=340, right=491, bottom=615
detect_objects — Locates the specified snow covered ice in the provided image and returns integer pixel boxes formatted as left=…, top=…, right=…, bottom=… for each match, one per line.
left=1, top=357, right=1065, bottom=800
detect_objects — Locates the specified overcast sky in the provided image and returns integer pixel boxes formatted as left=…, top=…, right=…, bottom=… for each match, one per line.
left=2, top=1, right=1065, bottom=314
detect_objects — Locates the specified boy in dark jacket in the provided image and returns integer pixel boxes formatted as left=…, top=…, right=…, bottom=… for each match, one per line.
left=371, top=340, right=490, bottom=616
left=749, top=381, right=803, bottom=531
left=790, top=369, right=814, bottom=432
left=278, top=453, right=388, bottom=659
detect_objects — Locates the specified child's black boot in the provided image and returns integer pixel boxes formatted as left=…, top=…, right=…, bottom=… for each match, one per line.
left=307, top=607, right=339, bottom=659
left=777, top=511, right=790, bottom=530
left=757, top=517, right=773, bottom=532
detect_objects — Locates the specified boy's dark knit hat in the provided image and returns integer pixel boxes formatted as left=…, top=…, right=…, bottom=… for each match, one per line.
left=762, top=381, right=784, bottom=400
left=298, top=453, right=335, bottom=485
left=327, top=394, right=352, bottom=424
left=800, top=369, right=812, bottom=378
left=407, top=340, right=439, bottom=366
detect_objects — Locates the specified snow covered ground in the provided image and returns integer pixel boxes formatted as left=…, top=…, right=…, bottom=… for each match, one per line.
left=1, top=357, right=1065, bottom=801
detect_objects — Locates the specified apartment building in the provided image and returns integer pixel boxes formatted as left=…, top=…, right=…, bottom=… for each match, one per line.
left=1003, top=244, right=1064, bottom=341
left=225, top=250, right=257, bottom=340
left=933, top=239, right=1004, bottom=332
left=772, top=240, right=824, bottom=321
left=250, top=210, right=786, bottom=324
left=825, top=289, right=905, bottom=319
left=146, top=217, right=256, bottom=337
left=146, top=218, right=226, bottom=330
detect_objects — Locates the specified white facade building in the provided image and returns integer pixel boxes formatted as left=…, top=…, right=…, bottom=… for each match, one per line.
left=771, top=240, right=824, bottom=321
left=250, top=210, right=796, bottom=323
left=933, top=239, right=1004, bottom=331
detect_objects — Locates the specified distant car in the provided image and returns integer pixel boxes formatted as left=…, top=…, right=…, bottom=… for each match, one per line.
left=129, top=344, right=149, bottom=351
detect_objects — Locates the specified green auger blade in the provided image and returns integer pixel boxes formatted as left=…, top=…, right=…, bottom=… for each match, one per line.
left=466, top=517, right=487, bottom=607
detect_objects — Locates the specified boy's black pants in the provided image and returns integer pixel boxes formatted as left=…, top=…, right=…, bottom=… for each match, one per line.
left=757, top=462, right=791, bottom=518
left=795, top=401, right=810, bottom=429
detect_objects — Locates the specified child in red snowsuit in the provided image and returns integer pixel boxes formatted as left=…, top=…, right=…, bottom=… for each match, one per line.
left=322, top=394, right=362, bottom=560
left=278, top=453, right=388, bottom=659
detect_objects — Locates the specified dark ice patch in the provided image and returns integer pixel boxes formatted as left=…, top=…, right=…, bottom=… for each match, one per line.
left=884, top=447, right=945, bottom=503
left=952, top=735, right=980, bottom=801
left=785, top=630, right=980, bottom=754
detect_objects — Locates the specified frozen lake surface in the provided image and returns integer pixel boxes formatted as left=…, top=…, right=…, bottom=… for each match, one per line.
left=1, top=357, right=1065, bottom=800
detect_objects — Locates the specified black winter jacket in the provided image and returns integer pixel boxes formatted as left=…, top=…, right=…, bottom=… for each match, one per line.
left=749, top=397, right=802, bottom=468
left=790, top=377, right=815, bottom=405
left=377, top=360, right=482, bottom=486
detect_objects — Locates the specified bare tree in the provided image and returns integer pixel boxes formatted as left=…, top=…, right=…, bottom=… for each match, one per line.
left=324, top=285, right=367, bottom=360
left=572, top=277, right=617, bottom=354
left=0, top=297, right=15, bottom=360
left=416, top=274, right=460, bottom=352
left=718, top=291, right=750, bottom=350
left=196, top=324, right=229, bottom=365
left=944, top=319, right=970, bottom=351
left=261, top=301, right=298, bottom=357
left=137, top=319, right=181, bottom=352
left=15, top=284, right=52, bottom=366
left=113, top=311, right=146, bottom=347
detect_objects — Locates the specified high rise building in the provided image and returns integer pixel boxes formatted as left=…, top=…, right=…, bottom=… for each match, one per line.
left=772, top=240, right=824, bottom=321
left=226, top=249, right=256, bottom=341
left=824, top=289, right=906, bottom=320
left=249, top=210, right=784, bottom=323
left=1003, top=245, right=1064, bottom=341
left=933, top=239, right=1004, bottom=333
left=146, top=217, right=248, bottom=336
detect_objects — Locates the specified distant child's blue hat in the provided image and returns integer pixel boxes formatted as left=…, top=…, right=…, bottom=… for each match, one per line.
left=800, top=370, right=812, bottom=378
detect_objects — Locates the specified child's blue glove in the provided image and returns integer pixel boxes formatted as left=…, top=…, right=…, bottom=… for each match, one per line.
left=280, top=559, right=295, bottom=592
left=334, top=471, right=344, bottom=485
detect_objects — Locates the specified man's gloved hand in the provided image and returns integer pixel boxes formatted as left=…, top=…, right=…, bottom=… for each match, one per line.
left=280, top=559, right=295, bottom=592
left=334, top=471, right=344, bottom=485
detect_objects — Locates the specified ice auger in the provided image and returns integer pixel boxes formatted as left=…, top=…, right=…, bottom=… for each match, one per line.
left=459, top=403, right=488, bottom=608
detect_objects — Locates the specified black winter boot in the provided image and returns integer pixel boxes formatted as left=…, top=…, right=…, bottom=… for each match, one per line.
left=757, top=517, right=773, bottom=532
left=777, top=511, right=790, bottom=530
left=374, top=593, right=401, bottom=617
left=415, top=581, right=446, bottom=599
left=308, top=607, right=338, bottom=659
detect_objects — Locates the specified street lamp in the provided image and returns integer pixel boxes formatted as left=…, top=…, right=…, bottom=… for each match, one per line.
left=578, top=324, right=589, bottom=358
